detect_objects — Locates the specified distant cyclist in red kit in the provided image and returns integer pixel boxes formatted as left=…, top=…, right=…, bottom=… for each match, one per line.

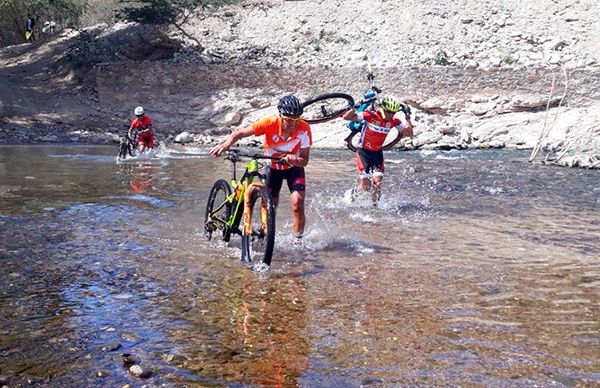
left=128, top=106, right=155, bottom=153
left=343, top=96, right=413, bottom=205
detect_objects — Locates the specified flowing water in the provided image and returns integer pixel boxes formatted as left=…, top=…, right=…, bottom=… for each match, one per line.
left=0, top=145, right=599, bottom=387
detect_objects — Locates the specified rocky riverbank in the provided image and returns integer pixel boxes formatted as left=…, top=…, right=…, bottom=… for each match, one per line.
left=1, top=0, right=599, bottom=168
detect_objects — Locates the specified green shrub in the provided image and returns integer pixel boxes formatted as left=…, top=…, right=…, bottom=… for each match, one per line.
left=502, top=53, right=516, bottom=65
left=434, top=49, right=449, bottom=66
left=119, top=0, right=239, bottom=25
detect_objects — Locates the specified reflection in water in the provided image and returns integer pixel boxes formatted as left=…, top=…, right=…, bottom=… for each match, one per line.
left=125, top=163, right=156, bottom=194
left=0, top=145, right=598, bottom=386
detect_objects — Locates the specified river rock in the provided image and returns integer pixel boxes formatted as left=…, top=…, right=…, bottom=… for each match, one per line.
left=510, top=94, right=561, bottom=111
left=211, top=111, right=242, bottom=126
left=101, top=342, right=121, bottom=352
left=175, top=131, right=194, bottom=144
left=122, top=353, right=139, bottom=366
left=129, top=365, right=152, bottom=378
left=411, top=131, right=442, bottom=148
left=419, top=97, right=448, bottom=114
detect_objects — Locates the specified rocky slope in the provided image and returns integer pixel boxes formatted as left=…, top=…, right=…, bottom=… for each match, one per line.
left=0, top=0, right=599, bottom=168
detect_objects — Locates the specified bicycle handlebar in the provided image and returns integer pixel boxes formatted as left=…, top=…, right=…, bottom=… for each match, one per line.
left=225, top=149, right=289, bottom=165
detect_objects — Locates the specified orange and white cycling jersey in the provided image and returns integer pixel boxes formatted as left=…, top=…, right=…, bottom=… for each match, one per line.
left=251, top=115, right=312, bottom=170
left=356, top=110, right=405, bottom=151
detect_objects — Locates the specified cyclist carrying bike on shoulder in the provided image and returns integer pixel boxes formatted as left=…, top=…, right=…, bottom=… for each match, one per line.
left=210, top=95, right=312, bottom=249
left=342, top=96, right=413, bottom=205
left=128, top=106, right=155, bottom=154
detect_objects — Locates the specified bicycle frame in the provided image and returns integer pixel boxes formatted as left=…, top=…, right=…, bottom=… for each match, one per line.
left=229, top=158, right=264, bottom=235
left=209, top=152, right=268, bottom=236
left=347, top=68, right=382, bottom=133
left=205, top=150, right=281, bottom=265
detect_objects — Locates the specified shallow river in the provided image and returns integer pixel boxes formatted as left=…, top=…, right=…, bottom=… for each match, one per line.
left=0, top=145, right=599, bottom=387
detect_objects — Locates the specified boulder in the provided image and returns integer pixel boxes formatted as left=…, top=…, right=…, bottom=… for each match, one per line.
left=175, top=131, right=194, bottom=144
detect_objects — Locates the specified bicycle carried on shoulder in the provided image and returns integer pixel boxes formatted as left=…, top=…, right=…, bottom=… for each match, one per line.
left=204, top=149, right=282, bottom=267
left=301, top=66, right=408, bottom=152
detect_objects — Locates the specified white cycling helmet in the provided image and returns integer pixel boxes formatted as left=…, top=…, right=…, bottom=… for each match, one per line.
left=134, top=106, right=144, bottom=116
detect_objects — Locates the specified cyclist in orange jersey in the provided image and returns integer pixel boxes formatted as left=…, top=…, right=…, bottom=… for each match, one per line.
left=211, top=95, right=311, bottom=248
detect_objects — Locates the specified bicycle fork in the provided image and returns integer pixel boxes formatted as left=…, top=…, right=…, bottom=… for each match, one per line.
left=241, top=185, right=269, bottom=263
left=241, top=186, right=253, bottom=263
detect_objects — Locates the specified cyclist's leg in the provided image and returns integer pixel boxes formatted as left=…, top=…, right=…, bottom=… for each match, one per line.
left=264, top=167, right=284, bottom=208
left=356, top=148, right=373, bottom=192
left=371, top=152, right=385, bottom=203
left=147, top=133, right=155, bottom=149
left=138, top=134, right=152, bottom=153
left=285, top=167, right=306, bottom=236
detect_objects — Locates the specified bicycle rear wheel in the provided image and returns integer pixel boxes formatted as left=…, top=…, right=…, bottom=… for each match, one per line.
left=345, top=128, right=403, bottom=152
left=302, top=93, right=355, bottom=124
left=205, top=179, right=233, bottom=242
left=241, top=186, right=275, bottom=266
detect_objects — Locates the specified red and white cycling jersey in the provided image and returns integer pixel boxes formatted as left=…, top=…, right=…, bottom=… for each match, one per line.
left=356, top=110, right=405, bottom=151
left=251, top=115, right=312, bottom=170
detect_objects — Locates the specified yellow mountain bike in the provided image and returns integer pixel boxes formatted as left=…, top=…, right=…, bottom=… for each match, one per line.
left=204, top=149, right=282, bottom=266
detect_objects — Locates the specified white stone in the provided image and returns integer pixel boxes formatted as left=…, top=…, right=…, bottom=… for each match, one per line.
left=175, top=131, right=194, bottom=144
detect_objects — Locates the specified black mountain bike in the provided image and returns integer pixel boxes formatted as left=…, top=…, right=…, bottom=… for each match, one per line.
left=301, top=66, right=408, bottom=152
left=117, top=131, right=138, bottom=160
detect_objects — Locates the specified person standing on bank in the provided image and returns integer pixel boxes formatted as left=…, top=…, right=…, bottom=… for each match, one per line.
left=25, top=14, right=36, bottom=42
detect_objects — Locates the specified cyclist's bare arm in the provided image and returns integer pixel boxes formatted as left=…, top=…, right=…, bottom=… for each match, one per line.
left=400, top=116, right=414, bottom=138
left=210, top=126, right=254, bottom=156
left=343, top=108, right=359, bottom=122
left=284, top=147, right=310, bottom=167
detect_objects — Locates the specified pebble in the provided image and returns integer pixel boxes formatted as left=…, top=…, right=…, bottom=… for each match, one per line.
left=129, top=365, right=152, bottom=378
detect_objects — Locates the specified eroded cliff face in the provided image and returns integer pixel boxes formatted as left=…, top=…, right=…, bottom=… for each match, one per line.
left=0, top=1, right=599, bottom=166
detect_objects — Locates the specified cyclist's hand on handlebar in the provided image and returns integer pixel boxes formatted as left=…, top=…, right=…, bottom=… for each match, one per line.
left=400, top=103, right=412, bottom=116
left=282, top=154, right=302, bottom=166
left=210, top=143, right=230, bottom=157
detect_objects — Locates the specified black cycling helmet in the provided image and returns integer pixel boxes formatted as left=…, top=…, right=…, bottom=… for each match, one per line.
left=277, top=95, right=303, bottom=117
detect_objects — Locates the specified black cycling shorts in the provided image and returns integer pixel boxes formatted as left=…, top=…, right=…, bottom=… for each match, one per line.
left=265, top=166, right=306, bottom=199
left=356, top=148, right=384, bottom=175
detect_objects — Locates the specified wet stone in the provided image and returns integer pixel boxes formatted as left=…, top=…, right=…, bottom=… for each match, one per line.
left=101, top=342, right=121, bottom=351
left=121, top=353, right=139, bottom=366
left=129, top=365, right=152, bottom=378
left=120, top=332, right=140, bottom=341
left=361, top=377, right=385, bottom=385
left=96, top=370, right=111, bottom=378
left=27, top=377, right=43, bottom=385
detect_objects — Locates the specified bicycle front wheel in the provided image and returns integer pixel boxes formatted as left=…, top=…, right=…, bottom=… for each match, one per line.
left=345, top=127, right=403, bottom=152
left=241, top=186, right=275, bottom=266
left=302, top=93, right=355, bottom=124
left=117, top=142, right=128, bottom=159
left=205, top=179, right=233, bottom=242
